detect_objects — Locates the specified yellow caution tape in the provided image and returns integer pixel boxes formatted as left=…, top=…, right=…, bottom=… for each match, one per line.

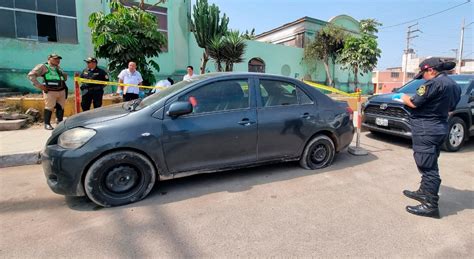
left=75, top=77, right=360, bottom=96
left=74, top=77, right=167, bottom=90
left=303, top=80, right=360, bottom=97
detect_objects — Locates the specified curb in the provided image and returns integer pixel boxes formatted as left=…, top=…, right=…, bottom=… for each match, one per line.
left=0, top=151, right=42, bottom=168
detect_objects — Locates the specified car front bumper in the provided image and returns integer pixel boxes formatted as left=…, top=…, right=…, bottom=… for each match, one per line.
left=41, top=145, right=94, bottom=197
left=362, top=114, right=412, bottom=138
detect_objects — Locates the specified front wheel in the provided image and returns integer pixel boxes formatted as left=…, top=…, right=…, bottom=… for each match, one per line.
left=442, top=117, right=466, bottom=152
left=299, top=135, right=335, bottom=170
left=84, top=151, right=157, bottom=207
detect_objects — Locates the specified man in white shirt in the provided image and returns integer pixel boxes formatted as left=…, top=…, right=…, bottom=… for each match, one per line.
left=183, top=65, right=196, bottom=80
left=117, top=61, right=143, bottom=101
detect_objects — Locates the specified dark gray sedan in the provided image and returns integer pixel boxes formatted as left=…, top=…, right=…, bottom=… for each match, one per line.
left=42, top=73, right=354, bottom=207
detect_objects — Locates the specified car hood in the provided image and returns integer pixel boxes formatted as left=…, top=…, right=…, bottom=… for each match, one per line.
left=368, top=93, right=414, bottom=104
left=65, top=103, right=130, bottom=128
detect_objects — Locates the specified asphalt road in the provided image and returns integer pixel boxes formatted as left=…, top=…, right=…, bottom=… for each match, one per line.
left=1, top=133, right=473, bottom=257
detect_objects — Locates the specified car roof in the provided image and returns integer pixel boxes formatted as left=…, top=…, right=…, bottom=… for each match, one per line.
left=448, top=74, right=474, bottom=80
left=192, top=72, right=299, bottom=81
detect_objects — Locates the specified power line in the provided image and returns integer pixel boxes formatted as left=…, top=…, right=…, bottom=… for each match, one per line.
left=380, top=0, right=471, bottom=30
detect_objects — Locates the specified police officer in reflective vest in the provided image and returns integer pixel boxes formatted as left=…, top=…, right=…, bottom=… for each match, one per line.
left=392, top=58, right=461, bottom=218
left=79, top=57, right=109, bottom=111
left=28, top=53, right=68, bottom=130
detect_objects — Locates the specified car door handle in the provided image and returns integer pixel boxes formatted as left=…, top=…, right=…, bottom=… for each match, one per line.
left=300, top=113, right=311, bottom=119
left=238, top=118, right=255, bottom=126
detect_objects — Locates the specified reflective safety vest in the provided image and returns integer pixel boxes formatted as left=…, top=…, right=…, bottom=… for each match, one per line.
left=43, top=63, right=66, bottom=91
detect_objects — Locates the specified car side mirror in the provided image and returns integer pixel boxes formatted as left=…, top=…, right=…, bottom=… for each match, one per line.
left=167, top=101, right=193, bottom=117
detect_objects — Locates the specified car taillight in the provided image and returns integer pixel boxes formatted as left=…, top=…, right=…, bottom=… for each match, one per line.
left=346, top=107, right=353, bottom=120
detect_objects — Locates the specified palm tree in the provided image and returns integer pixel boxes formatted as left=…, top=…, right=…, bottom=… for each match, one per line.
left=222, top=31, right=247, bottom=71
left=208, top=31, right=247, bottom=72
left=208, top=36, right=225, bottom=72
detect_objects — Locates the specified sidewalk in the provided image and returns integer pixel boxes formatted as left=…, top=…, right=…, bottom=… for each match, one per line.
left=0, top=125, right=51, bottom=168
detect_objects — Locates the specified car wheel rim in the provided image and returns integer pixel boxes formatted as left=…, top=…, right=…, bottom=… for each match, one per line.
left=449, top=123, right=464, bottom=147
left=105, top=166, right=140, bottom=194
left=311, top=144, right=328, bottom=164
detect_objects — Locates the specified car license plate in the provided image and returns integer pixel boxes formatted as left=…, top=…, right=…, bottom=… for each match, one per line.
left=375, top=117, right=388, bottom=127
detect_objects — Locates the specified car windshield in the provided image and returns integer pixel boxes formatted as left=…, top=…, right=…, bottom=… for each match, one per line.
left=397, top=76, right=472, bottom=94
left=134, top=74, right=216, bottom=110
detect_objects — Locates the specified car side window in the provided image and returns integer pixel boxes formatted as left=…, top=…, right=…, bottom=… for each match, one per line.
left=260, top=80, right=298, bottom=107
left=297, top=88, right=314, bottom=104
left=178, top=79, right=250, bottom=114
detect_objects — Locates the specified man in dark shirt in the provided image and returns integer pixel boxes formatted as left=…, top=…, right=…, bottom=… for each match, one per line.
left=80, top=57, right=109, bottom=111
left=392, top=58, right=461, bottom=218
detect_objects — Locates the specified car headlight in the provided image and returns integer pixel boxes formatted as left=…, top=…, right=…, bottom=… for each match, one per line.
left=58, top=128, right=96, bottom=149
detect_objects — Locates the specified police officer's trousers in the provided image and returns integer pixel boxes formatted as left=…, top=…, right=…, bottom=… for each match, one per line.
left=411, top=134, right=446, bottom=196
left=81, top=90, right=103, bottom=111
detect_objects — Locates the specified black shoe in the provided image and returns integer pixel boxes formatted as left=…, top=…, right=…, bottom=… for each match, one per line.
left=406, top=203, right=440, bottom=218
left=403, top=188, right=430, bottom=203
left=44, top=124, right=54, bottom=130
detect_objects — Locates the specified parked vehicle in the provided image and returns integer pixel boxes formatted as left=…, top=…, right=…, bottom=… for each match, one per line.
left=362, top=74, right=474, bottom=152
left=42, top=73, right=354, bottom=207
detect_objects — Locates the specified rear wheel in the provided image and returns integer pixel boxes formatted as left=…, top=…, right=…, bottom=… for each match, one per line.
left=299, top=135, right=335, bottom=170
left=84, top=151, right=156, bottom=207
left=442, top=117, right=466, bottom=152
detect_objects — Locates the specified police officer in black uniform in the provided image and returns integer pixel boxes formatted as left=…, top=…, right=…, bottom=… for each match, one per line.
left=80, top=57, right=109, bottom=111
left=392, top=58, right=461, bottom=218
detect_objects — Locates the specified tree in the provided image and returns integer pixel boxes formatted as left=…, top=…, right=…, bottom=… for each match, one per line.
left=242, top=28, right=256, bottom=40
left=303, top=24, right=346, bottom=86
left=208, top=31, right=247, bottom=72
left=337, top=19, right=382, bottom=90
left=222, top=31, right=247, bottom=71
left=89, top=1, right=167, bottom=85
left=208, top=36, right=225, bottom=72
left=192, top=0, right=229, bottom=74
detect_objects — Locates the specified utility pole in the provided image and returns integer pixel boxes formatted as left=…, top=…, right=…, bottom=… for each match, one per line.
left=457, top=19, right=465, bottom=74
left=403, top=23, right=421, bottom=84
left=457, top=20, right=474, bottom=74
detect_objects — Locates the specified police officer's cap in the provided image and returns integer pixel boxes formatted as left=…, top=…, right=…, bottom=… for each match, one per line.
left=414, top=57, right=456, bottom=79
left=84, top=57, right=98, bottom=63
left=48, top=53, right=62, bottom=59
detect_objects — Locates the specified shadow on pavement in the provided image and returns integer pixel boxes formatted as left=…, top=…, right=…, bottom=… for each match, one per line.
left=440, top=185, right=474, bottom=218
left=365, top=132, right=412, bottom=149
left=456, top=139, right=474, bottom=153
left=66, top=151, right=378, bottom=211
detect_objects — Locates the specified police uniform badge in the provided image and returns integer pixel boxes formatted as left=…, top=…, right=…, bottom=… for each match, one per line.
left=417, top=85, right=426, bottom=96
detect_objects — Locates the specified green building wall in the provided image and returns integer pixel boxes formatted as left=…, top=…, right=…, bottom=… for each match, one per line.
left=0, top=0, right=373, bottom=94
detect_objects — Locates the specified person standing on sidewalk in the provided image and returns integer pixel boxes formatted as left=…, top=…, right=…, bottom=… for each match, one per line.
left=392, top=58, right=461, bottom=218
left=27, top=53, right=68, bottom=130
left=183, top=65, right=196, bottom=80
left=79, top=57, right=109, bottom=111
left=117, top=61, right=142, bottom=101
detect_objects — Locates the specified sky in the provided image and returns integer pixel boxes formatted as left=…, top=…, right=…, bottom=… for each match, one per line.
left=190, top=0, right=473, bottom=70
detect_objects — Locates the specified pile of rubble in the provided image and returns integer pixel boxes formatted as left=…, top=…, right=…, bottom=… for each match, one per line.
left=0, top=108, right=40, bottom=131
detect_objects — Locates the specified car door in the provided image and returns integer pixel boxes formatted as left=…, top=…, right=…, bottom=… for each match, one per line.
left=256, top=78, right=316, bottom=160
left=161, top=77, right=257, bottom=173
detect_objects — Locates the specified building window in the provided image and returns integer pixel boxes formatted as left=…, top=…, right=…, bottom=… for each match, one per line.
left=390, top=72, right=400, bottom=78
left=0, top=0, right=77, bottom=43
left=122, top=1, right=168, bottom=51
left=407, top=72, right=415, bottom=78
